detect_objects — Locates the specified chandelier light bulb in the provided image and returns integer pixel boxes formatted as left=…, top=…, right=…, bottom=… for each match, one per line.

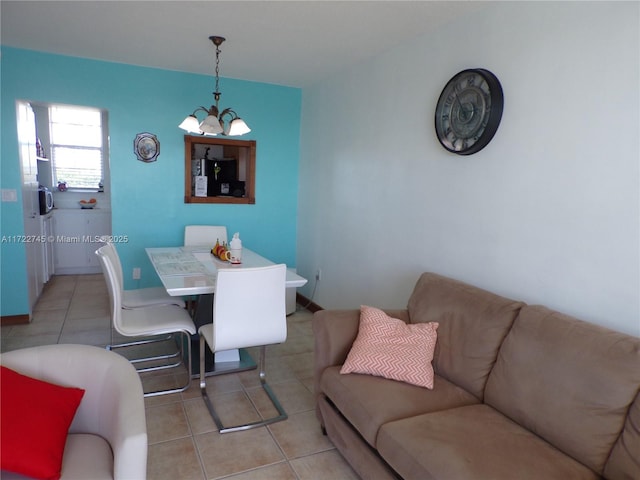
left=178, top=115, right=201, bottom=133
left=199, top=115, right=224, bottom=135
left=227, top=118, right=251, bottom=136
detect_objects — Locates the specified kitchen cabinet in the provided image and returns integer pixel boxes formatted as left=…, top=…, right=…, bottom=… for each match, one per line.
left=53, top=209, right=112, bottom=274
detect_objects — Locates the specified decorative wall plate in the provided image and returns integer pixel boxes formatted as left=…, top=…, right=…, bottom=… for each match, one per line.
left=134, top=132, right=160, bottom=163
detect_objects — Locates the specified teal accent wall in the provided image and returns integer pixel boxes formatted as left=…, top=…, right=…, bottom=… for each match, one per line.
left=1, top=47, right=301, bottom=316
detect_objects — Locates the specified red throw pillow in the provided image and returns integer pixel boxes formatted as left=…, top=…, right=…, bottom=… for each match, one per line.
left=0, top=366, right=85, bottom=480
left=341, top=305, right=439, bottom=389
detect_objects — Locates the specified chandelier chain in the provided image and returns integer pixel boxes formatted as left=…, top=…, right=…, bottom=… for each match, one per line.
left=214, top=44, right=221, bottom=104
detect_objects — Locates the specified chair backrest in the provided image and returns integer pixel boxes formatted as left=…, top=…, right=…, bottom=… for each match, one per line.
left=96, top=245, right=125, bottom=334
left=102, top=241, right=124, bottom=287
left=184, top=225, right=228, bottom=246
left=212, top=264, right=287, bottom=352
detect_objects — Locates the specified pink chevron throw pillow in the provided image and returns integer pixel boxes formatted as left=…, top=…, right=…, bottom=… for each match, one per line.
left=340, top=305, right=439, bottom=389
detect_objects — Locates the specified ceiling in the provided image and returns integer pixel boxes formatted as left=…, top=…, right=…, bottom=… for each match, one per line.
left=1, top=0, right=488, bottom=88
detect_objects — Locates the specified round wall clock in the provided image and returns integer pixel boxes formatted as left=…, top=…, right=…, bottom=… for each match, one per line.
left=435, top=68, right=503, bottom=155
left=134, top=132, right=160, bottom=163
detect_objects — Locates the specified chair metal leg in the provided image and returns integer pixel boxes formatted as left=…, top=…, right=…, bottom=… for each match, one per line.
left=142, top=330, right=192, bottom=398
left=200, top=341, right=287, bottom=434
left=107, top=334, right=175, bottom=356
left=108, top=335, right=173, bottom=349
left=107, top=333, right=183, bottom=371
left=129, top=348, right=180, bottom=366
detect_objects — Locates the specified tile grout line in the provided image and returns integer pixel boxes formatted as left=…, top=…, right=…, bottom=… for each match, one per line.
left=176, top=386, right=209, bottom=480
left=180, top=400, right=208, bottom=480
left=57, top=275, right=78, bottom=344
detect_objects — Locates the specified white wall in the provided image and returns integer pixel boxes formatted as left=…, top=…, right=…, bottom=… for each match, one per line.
left=297, top=1, right=640, bottom=336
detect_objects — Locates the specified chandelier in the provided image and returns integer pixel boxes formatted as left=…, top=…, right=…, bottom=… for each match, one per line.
left=179, top=36, right=250, bottom=136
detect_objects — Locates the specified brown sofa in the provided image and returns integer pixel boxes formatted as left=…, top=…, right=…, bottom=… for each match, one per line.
left=313, top=272, right=640, bottom=480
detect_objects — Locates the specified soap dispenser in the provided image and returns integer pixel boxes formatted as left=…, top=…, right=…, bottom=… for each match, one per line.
left=229, top=232, right=242, bottom=263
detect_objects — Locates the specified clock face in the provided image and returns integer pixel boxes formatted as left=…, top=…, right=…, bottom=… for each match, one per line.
left=435, top=69, right=503, bottom=155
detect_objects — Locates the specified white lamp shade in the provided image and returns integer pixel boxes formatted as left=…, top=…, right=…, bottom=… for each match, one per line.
left=179, top=115, right=201, bottom=133
left=226, top=118, right=251, bottom=136
left=200, top=115, right=223, bottom=135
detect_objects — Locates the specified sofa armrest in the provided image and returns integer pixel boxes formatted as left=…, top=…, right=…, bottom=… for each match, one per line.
left=312, top=309, right=359, bottom=426
left=312, top=310, right=360, bottom=373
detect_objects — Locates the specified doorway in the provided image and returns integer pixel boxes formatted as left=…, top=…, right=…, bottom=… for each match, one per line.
left=17, top=100, right=113, bottom=313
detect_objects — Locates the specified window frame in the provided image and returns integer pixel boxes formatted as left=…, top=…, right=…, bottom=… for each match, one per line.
left=48, top=104, right=108, bottom=192
left=184, top=135, right=256, bottom=204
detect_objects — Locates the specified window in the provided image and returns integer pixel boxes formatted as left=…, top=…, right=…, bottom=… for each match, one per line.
left=49, top=105, right=106, bottom=190
left=184, top=136, right=256, bottom=204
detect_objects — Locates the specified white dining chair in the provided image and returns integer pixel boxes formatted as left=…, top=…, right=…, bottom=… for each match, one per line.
left=96, top=245, right=196, bottom=397
left=184, top=225, right=228, bottom=246
left=101, top=242, right=186, bottom=362
left=199, top=264, right=288, bottom=433
left=103, top=241, right=185, bottom=310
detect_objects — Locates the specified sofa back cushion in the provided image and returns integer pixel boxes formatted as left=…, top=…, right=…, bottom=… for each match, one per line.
left=485, top=305, right=640, bottom=475
left=407, top=272, right=524, bottom=400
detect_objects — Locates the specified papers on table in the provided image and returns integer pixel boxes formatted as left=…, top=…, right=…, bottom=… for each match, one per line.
left=149, top=251, right=192, bottom=263
left=154, top=262, right=207, bottom=276
left=149, top=251, right=207, bottom=276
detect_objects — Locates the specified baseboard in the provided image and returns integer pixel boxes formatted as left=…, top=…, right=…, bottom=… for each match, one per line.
left=296, top=292, right=323, bottom=313
left=1, top=314, right=30, bottom=326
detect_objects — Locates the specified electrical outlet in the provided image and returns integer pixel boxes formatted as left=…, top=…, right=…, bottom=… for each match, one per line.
left=315, top=269, right=321, bottom=282
left=1, top=189, right=17, bottom=202
left=132, top=267, right=141, bottom=280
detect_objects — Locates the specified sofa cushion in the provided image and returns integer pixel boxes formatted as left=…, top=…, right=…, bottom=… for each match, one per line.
left=603, top=390, right=640, bottom=480
left=321, top=365, right=478, bottom=446
left=377, top=404, right=600, bottom=480
left=485, top=305, right=640, bottom=475
left=0, top=366, right=85, bottom=480
left=407, top=272, right=523, bottom=400
left=341, top=305, right=439, bottom=389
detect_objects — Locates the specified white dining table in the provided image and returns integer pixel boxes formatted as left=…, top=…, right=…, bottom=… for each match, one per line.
left=145, top=245, right=308, bottom=296
left=145, top=245, right=308, bottom=376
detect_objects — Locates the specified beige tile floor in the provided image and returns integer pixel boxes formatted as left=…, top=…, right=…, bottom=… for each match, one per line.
left=1, top=274, right=359, bottom=480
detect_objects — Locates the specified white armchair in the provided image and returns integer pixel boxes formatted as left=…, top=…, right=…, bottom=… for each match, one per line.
left=0, top=344, right=147, bottom=480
